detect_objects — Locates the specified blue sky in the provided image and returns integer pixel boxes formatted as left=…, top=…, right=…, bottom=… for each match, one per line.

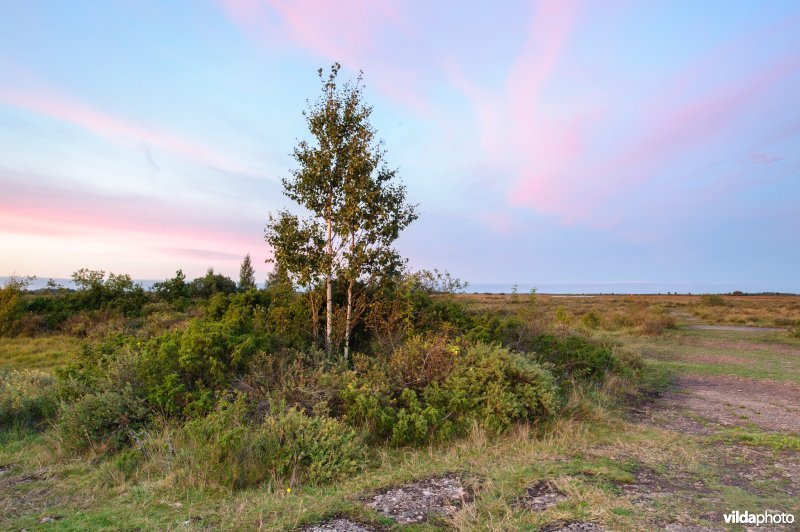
left=1, top=1, right=798, bottom=291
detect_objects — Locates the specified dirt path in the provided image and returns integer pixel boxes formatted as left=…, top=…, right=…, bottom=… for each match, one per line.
left=622, top=326, right=800, bottom=530
left=683, top=324, right=786, bottom=332
left=649, top=374, right=800, bottom=433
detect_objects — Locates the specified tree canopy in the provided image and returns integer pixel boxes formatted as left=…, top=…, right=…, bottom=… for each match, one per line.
left=265, top=63, right=417, bottom=356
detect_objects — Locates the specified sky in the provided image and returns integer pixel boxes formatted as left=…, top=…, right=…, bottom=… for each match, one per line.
left=1, top=0, right=799, bottom=292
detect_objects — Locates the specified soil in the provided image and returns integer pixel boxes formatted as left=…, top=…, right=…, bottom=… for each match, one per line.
left=624, top=355, right=800, bottom=530
left=361, top=473, right=473, bottom=524
left=298, top=518, right=379, bottom=532
left=517, top=480, right=566, bottom=511
left=664, top=374, right=800, bottom=433
left=681, top=338, right=800, bottom=357
left=619, top=466, right=707, bottom=505
left=684, top=325, right=785, bottom=332
left=631, top=374, right=800, bottom=434
left=713, top=445, right=800, bottom=497
left=540, top=521, right=605, bottom=531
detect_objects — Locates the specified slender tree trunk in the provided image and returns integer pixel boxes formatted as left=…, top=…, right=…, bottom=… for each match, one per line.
left=343, top=231, right=356, bottom=362
left=344, top=278, right=353, bottom=362
left=325, top=202, right=333, bottom=356
left=308, top=290, right=319, bottom=348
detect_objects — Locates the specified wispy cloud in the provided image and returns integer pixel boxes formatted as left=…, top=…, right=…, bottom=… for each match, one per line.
left=217, top=0, right=438, bottom=113
left=0, top=174, right=260, bottom=257
left=448, top=4, right=800, bottom=230
left=748, top=153, right=784, bottom=165
left=0, top=84, right=258, bottom=176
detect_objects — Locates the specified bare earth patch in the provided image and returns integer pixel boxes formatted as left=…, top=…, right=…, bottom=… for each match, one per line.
left=663, top=524, right=722, bottom=531
left=298, top=517, right=379, bottom=532
left=540, top=521, right=605, bottom=531
left=667, top=374, right=800, bottom=433
left=0, top=466, right=55, bottom=519
left=627, top=390, right=714, bottom=435
left=632, top=374, right=800, bottom=434
left=713, top=445, right=800, bottom=496
left=620, top=467, right=706, bottom=506
left=684, top=325, right=784, bottom=332
left=362, top=473, right=473, bottom=524
left=517, top=480, right=566, bottom=511
left=680, top=338, right=800, bottom=357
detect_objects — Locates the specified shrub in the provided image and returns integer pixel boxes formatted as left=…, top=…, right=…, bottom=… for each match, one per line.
left=56, top=385, right=149, bottom=453
left=528, top=334, right=622, bottom=383
left=342, top=342, right=559, bottom=446
left=168, top=396, right=366, bottom=489
left=581, top=312, right=601, bottom=329
left=388, top=334, right=456, bottom=390
left=0, top=276, right=32, bottom=336
left=137, top=308, right=272, bottom=417
left=0, top=370, right=58, bottom=429
left=638, top=313, right=675, bottom=335
left=437, top=343, right=559, bottom=434
left=236, top=349, right=344, bottom=417
left=699, top=294, right=726, bottom=306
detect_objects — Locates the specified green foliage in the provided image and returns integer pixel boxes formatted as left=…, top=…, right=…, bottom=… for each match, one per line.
left=56, top=385, right=149, bottom=453
left=581, top=311, right=601, bottom=329
left=0, top=276, right=34, bottom=336
left=153, top=269, right=190, bottom=308
left=699, top=294, right=726, bottom=306
left=0, top=370, right=58, bottom=429
left=189, top=268, right=237, bottom=298
left=71, top=269, right=147, bottom=315
left=266, top=63, right=418, bottom=355
left=137, top=307, right=271, bottom=417
left=239, top=254, right=256, bottom=291
left=170, top=396, right=366, bottom=489
left=342, top=342, right=559, bottom=446
left=528, top=334, right=632, bottom=383
left=413, top=269, right=469, bottom=294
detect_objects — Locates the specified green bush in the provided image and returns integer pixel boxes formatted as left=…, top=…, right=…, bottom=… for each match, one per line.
left=236, top=349, right=344, bottom=416
left=0, top=370, right=58, bottom=429
left=699, top=294, right=726, bottom=306
left=56, top=385, right=149, bottom=453
left=137, top=306, right=272, bottom=417
left=442, top=343, right=559, bottom=431
left=170, top=396, right=366, bottom=489
left=528, top=334, right=623, bottom=383
left=342, top=342, right=559, bottom=446
left=581, top=312, right=601, bottom=329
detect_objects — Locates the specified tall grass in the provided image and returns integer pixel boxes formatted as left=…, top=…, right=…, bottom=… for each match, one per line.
left=0, top=336, right=81, bottom=371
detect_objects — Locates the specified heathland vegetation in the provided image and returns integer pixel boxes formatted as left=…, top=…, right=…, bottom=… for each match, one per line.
left=2, top=65, right=798, bottom=529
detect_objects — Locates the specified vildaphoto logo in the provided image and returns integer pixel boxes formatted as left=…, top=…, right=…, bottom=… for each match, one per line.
left=723, top=510, right=795, bottom=526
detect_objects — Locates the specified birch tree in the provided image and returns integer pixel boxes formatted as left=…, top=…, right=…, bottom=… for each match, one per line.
left=266, top=63, right=416, bottom=357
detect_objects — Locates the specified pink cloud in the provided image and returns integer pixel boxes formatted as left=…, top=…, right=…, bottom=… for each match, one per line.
left=506, top=0, right=580, bottom=138
left=0, top=177, right=261, bottom=261
left=0, top=85, right=256, bottom=176
left=218, top=0, right=436, bottom=114
left=442, top=4, right=800, bottom=231
left=472, top=14, right=798, bottom=226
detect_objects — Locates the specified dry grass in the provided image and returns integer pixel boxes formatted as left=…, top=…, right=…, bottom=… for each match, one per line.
left=0, top=336, right=81, bottom=372
left=457, top=293, right=800, bottom=333
left=2, top=294, right=799, bottom=529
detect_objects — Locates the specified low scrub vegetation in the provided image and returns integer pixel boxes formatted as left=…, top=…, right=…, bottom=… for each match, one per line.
left=0, top=369, right=58, bottom=429
left=0, top=268, right=645, bottom=494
